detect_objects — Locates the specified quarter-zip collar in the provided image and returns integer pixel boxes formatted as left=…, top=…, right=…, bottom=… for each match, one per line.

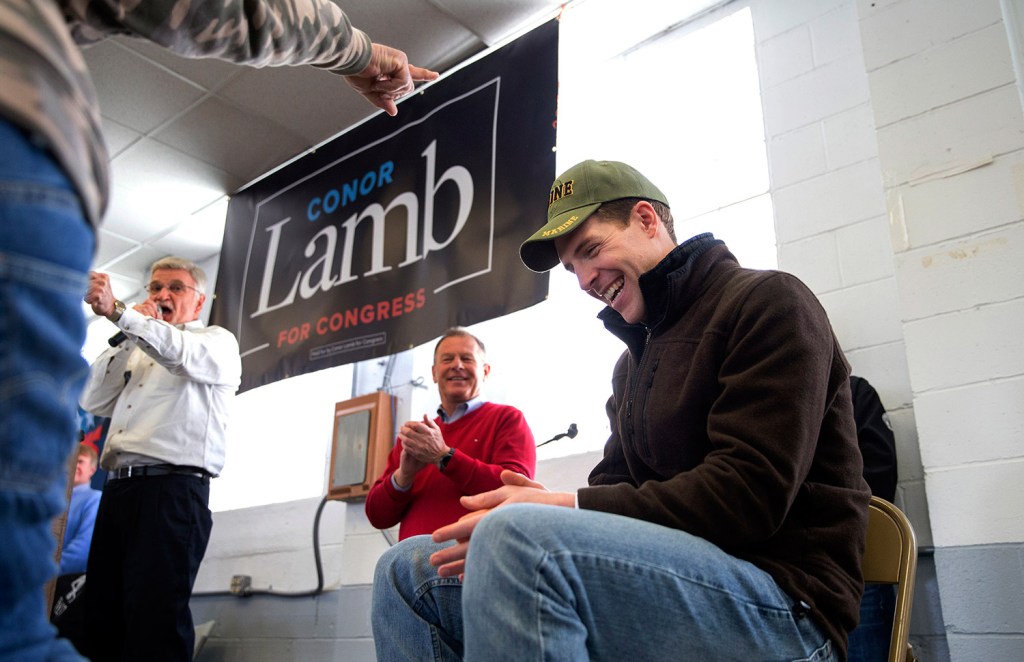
left=599, top=232, right=725, bottom=357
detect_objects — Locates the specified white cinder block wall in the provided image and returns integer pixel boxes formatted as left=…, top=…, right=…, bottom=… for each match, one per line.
left=192, top=1, right=1024, bottom=660
left=856, top=0, right=1024, bottom=659
left=756, top=0, right=1024, bottom=660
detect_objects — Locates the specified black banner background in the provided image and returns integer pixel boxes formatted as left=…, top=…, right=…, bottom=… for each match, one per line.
left=211, top=21, right=557, bottom=393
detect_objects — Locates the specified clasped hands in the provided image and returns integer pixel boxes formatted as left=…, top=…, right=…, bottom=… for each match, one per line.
left=428, top=470, right=575, bottom=579
left=398, top=415, right=448, bottom=466
left=393, top=415, right=448, bottom=487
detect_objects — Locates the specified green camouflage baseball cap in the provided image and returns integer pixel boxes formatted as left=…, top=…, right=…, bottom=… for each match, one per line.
left=519, top=160, right=669, bottom=272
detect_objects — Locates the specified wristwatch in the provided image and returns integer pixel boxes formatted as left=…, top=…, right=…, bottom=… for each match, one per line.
left=107, top=299, right=126, bottom=323
left=438, top=448, right=455, bottom=472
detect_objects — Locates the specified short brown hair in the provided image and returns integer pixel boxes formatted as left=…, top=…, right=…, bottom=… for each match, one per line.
left=592, top=198, right=676, bottom=242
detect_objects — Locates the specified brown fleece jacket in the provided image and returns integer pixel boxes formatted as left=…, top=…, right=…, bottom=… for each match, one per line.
left=579, top=234, right=869, bottom=660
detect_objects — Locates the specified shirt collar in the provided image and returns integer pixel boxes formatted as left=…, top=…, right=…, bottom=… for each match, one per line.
left=437, top=396, right=486, bottom=423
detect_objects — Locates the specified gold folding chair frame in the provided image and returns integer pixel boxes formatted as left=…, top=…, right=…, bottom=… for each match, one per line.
left=863, top=496, right=918, bottom=662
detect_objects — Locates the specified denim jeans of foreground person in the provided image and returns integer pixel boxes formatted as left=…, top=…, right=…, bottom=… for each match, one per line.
left=373, top=503, right=838, bottom=662
left=0, top=119, right=93, bottom=662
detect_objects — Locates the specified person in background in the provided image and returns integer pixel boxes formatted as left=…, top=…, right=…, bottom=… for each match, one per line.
left=847, top=374, right=900, bottom=662
left=365, top=327, right=536, bottom=540
left=79, top=420, right=108, bottom=490
left=372, top=160, right=870, bottom=661
left=80, top=256, right=240, bottom=661
left=0, top=2, right=435, bottom=659
left=60, top=443, right=101, bottom=576
left=49, top=442, right=101, bottom=654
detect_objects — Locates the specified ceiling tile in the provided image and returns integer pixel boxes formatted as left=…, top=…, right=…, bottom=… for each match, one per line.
left=104, top=245, right=169, bottom=290
left=156, top=197, right=230, bottom=264
left=153, top=95, right=309, bottom=183
left=217, top=66, right=373, bottom=146
left=119, top=38, right=244, bottom=91
left=339, top=0, right=485, bottom=73
left=83, top=39, right=206, bottom=134
left=93, top=229, right=141, bottom=271
left=104, top=138, right=237, bottom=241
left=100, top=117, right=141, bottom=158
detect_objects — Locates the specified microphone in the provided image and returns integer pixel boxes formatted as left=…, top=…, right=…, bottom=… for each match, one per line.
left=108, top=304, right=162, bottom=347
left=537, top=423, right=578, bottom=448
left=108, top=330, right=129, bottom=347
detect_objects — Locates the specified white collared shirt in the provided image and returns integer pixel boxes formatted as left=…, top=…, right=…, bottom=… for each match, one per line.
left=437, top=396, right=486, bottom=424
left=80, top=308, right=242, bottom=475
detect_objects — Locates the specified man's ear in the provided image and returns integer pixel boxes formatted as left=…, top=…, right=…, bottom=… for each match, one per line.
left=634, top=201, right=659, bottom=237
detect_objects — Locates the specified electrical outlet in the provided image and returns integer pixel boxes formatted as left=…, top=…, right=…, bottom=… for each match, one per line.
left=230, top=574, right=252, bottom=596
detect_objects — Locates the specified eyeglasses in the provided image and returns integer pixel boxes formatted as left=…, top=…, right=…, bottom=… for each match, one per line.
left=146, top=281, right=200, bottom=296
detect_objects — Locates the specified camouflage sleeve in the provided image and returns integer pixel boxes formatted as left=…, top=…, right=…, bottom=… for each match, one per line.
left=65, top=0, right=372, bottom=75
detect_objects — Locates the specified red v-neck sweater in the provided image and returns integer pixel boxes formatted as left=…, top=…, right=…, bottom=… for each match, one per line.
left=365, top=402, right=536, bottom=540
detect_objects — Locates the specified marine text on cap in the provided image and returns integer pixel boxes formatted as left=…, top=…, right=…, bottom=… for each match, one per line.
left=548, top=179, right=574, bottom=206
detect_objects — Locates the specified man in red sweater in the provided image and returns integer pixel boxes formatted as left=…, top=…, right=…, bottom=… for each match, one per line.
left=365, top=327, right=536, bottom=540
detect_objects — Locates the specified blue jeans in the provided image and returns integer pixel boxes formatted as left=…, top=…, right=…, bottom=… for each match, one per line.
left=847, top=584, right=896, bottom=662
left=0, top=119, right=94, bottom=662
left=373, top=503, right=837, bottom=661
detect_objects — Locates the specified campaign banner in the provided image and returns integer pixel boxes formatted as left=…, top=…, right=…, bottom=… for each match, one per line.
left=211, top=20, right=557, bottom=393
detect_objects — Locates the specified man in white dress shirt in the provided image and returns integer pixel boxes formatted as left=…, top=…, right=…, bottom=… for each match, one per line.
left=80, top=256, right=241, bottom=661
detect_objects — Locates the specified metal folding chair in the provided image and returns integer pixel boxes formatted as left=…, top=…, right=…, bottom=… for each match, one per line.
left=863, top=496, right=918, bottom=662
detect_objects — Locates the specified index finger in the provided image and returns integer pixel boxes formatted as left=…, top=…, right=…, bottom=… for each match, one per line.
left=501, top=470, right=545, bottom=490
left=408, top=65, right=439, bottom=83
left=432, top=508, right=489, bottom=544
left=429, top=539, right=468, bottom=574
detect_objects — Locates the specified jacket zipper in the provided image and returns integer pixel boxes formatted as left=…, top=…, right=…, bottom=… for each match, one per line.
left=625, top=326, right=653, bottom=451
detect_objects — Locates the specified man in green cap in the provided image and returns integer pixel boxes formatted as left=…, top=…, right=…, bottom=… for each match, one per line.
left=371, top=160, right=870, bottom=662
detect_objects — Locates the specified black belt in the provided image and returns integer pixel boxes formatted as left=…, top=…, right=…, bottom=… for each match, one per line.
left=108, top=464, right=211, bottom=482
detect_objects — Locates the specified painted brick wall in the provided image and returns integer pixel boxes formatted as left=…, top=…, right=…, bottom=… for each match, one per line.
left=857, top=0, right=1024, bottom=659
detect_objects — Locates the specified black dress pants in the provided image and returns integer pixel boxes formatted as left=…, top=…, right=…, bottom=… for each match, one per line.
left=50, top=573, right=88, bottom=654
left=84, top=474, right=212, bottom=662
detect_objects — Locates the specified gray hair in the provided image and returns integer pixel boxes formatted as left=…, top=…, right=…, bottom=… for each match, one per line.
left=150, top=256, right=207, bottom=294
